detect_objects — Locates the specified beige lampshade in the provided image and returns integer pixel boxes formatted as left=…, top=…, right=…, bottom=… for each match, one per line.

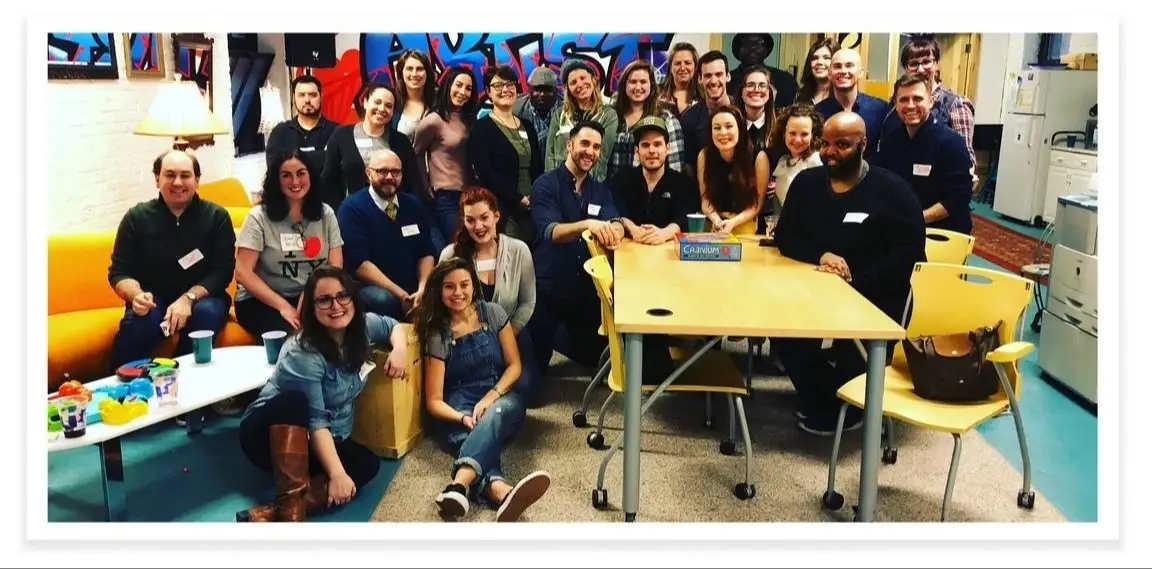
left=134, top=80, right=229, bottom=139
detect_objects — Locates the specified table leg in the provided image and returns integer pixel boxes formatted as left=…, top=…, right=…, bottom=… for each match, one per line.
left=856, top=339, right=888, bottom=522
left=99, top=438, right=127, bottom=522
left=623, top=333, right=644, bottom=522
left=185, top=411, right=205, bottom=435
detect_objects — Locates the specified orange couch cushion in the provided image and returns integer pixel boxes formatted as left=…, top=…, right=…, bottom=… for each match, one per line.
left=198, top=177, right=252, bottom=208
left=48, top=232, right=124, bottom=316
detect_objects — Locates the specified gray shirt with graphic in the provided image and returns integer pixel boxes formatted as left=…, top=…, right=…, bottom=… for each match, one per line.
left=236, top=204, right=344, bottom=302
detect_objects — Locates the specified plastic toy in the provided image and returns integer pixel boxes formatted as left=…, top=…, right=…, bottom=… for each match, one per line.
left=98, top=397, right=148, bottom=425
left=56, top=380, right=92, bottom=403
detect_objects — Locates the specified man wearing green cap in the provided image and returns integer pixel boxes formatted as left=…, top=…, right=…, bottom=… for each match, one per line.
left=609, top=116, right=699, bottom=245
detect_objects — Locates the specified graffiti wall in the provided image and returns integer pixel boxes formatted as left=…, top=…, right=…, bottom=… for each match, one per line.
left=292, top=32, right=689, bottom=125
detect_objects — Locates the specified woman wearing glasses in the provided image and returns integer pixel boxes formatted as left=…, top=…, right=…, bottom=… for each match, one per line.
left=235, top=150, right=344, bottom=337
left=468, top=66, right=543, bottom=242
left=414, top=258, right=551, bottom=522
left=236, top=266, right=409, bottom=522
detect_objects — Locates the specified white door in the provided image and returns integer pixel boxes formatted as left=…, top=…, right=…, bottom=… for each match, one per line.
left=994, top=113, right=1046, bottom=221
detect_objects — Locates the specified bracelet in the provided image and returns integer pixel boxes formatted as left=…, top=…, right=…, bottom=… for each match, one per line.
left=460, top=414, right=470, bottom=425
left=490, top=386, right=504, bottom=397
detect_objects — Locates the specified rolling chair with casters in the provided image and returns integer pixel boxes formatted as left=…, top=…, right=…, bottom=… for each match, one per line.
left=583, top=255, right=757, bottom=507
left=821, top=262, right=1037, bottom=521
left=571, top=230, right=613, bottom=429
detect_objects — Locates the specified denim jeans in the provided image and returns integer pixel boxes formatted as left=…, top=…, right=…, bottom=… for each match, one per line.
left=431, top=190, right=462, bottom=255
left=357, top=284, right=403, bottom=320
left=109, top=294, right=231, bottom=371
left=512, top=328, right=540, bottom=403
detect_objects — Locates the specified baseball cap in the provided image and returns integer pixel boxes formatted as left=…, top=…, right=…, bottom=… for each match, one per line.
left=631, top=115, right=669, bottom=140
left=528, top=66, right=558, bottom=88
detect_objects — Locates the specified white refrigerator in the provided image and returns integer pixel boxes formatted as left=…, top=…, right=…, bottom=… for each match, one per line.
left=993, top=68, right=1098, bottom=225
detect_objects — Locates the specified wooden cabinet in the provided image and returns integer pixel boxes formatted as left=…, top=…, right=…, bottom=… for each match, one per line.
left=1043, top=148, right=1097, bottom=222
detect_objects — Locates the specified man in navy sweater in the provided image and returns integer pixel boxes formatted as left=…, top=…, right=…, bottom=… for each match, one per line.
left=773, top=112, right=926, bottom=435
left=337, top=149, right=435, bottom=320
left=875, top=74, right=973, bottom=234
left=528, top=121, right=625, bottom=375
left=814, top=49, right=889, bottom=160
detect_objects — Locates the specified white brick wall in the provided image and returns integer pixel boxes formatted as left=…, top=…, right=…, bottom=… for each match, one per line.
left=47, top=33, right=236, bottom=234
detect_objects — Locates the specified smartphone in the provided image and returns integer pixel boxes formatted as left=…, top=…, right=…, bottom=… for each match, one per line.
left=759, top=237, right=776, bottom=248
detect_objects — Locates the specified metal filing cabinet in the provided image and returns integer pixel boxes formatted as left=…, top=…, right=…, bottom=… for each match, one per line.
left=1038, top=194, right=1098, bottom=403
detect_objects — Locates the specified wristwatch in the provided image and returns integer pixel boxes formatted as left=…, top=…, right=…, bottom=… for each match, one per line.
left=183, top=292, right=197, bottom=304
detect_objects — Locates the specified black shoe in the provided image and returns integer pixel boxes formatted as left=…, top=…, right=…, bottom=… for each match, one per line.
left=798, top=407, right=863, bottom=436
left=435, top=483, right=469, bottom=521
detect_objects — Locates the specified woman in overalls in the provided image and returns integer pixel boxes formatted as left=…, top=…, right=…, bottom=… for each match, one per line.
left=414, top=258, right=551, bottom=522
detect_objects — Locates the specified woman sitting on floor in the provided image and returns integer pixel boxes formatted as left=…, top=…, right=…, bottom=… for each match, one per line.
left=235, top=266, right=408, bottom=522
left=438, top=187, right=540, bottom=403
left=414, top=258, right=551, bottom=522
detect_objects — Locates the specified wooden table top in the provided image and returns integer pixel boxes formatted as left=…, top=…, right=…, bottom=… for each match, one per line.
left=611, top=237, right=907, bottom=339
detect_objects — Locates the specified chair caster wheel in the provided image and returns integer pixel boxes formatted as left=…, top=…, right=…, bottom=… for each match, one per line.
left=586, top=431, right=606, bottom=450
left=821, top=491, right=844, bottom=511
left=624, top=512, right=636, bottom=522
left=1017, top=490, right=1035, bottom=510
left=719, top=439, right=737, bottom=456
left=572, top=411, right=588, bottom=428
left=733, top=483, right=756, bottom=500
left=592, top=488, right=608, bottom=510
left=703, top=417, right=715, bottom=429
left=882, top=447, right=898, bottom=465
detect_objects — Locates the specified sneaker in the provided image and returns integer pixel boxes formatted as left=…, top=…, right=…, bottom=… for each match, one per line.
left=211, top=396, right=244, bottom=416
left=496, top=470, right=551, bottom=522
left=435, top=483, right=469, bottom=521
left=797, top=408, right=863, bottom=436
left=794, top=409, right=808, bottom=420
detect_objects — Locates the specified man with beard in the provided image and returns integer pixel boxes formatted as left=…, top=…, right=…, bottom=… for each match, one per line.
left=528, top=121, right=623, bottom=376
left=337, top=149, right=435, bottom=320
left=680, top=51, right=736, bottom=180
left=513, top=66, right=563, bottom=151
left=609, top=116, right=698, bottom=245
left=726, top=33, right=798, bottom=109
left=266, top=75, right=339, bottom=198
left=772, top=112, right=925, bottom=435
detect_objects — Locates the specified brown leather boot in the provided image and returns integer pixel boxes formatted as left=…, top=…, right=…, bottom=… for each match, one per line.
left=235, top=424, right=310, bottom=522
left=236, top=474, right=330, bottom=522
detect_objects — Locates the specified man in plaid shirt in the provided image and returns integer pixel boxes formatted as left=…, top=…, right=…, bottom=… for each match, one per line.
left=513, top=67, right=563, bottom=150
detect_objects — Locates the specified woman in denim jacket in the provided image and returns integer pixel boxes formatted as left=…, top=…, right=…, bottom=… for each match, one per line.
left=414, top=258, right=551, bottom=522
left=235, top=266, right=408, bottom=522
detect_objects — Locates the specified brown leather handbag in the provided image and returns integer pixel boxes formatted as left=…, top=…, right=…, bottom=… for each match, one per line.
left=903, top=320, right=1004, bottom=402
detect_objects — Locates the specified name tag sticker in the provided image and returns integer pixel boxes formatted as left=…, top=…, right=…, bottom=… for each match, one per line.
left=518, top=130, right=529, bottom=139
left=558, top=124, right=573, bottom=135
left=300, top=146, right=316, bottom=152
left=401, top=224, right=421, bottom=237
left=177, top=249, right=204, bottom=270
left=913, top=164, right=932, bottom=176
left=476, top=258, right=497, bottom=271
left=355, top=138, right=373, bottom=149
left=588, top=204, right=602, bottom=216
left=843, top=212, right=869, bottom=224
left=359, top=361, right=376, bottom=382
left=280, top=233, right=304, bottom=252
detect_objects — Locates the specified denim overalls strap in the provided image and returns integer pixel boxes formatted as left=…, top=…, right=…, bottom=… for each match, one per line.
left=442, top=303, right=506, bottom=412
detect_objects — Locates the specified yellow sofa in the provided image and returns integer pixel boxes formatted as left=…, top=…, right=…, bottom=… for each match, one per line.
left=47, top=179, right=259, bottom=391
left=197, top=177, right=253, bottom=227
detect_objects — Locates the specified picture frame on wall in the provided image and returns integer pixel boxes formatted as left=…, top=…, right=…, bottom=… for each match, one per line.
left=47, top=33, right=119, bottom=80
left=123, top=33, right=165, bottom=79
left=172, top=33, right=214, bottom=111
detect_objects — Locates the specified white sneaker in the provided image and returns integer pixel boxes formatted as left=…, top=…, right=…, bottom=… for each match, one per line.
left=435, top=483, right=469, bottom=521
left=496, top=471, right=551, bottom=522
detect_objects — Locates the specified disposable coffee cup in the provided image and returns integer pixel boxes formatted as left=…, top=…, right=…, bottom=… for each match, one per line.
left=56, top=397, right=88, bottom=439
left=686, top=213, right=706, bottom=233
left=188, top=330, right=215, bottom=364
left=262, top=331, right=289, bottom=365
left=151, top=368, right=180, bottom=406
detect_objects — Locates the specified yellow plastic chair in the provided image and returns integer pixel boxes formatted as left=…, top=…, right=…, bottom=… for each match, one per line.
left=572, top=230, right=613, bottom=428
left=583, top=256, right=757, bottom=507
left=924, top=228, right=976, bottom=265
left=822, top=262, right=1037, bottom=521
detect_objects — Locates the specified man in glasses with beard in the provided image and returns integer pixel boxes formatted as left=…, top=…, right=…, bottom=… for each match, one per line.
left=771, top=112, right=926, bottom=436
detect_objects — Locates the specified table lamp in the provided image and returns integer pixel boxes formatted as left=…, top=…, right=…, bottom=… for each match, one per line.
left=134, top=79, right=228, bottom=150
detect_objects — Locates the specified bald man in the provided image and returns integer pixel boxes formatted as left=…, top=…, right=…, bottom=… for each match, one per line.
left=336, top=148, right=435, bottom=319
left=814, top=49, right=890, bottom=159
left=108, top=149, right=237, bottom=371
left=772, top=112, right=925, bottom=435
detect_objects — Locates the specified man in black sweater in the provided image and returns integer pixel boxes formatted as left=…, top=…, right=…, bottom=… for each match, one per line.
left=107, top=150, right=237, bottom=371
left=773, top=112, right=926, bottom=435
left=264, top=75, right=338, bottom=200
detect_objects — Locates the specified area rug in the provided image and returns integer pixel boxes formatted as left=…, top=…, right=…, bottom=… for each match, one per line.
left=971, top=214, right=1051, bottom=275
left=371, top=345, right=1064, bottom=524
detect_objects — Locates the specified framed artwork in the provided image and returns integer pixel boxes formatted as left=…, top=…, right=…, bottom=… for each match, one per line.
left=47, top=33, right=119, bottom=80
left=172, top=33, right=214, bottom=110
left=123, top=33, right=164, bottom=79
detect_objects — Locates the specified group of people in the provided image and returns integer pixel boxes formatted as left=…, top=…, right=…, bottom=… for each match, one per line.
left=102, top=34, right=977, bottom=523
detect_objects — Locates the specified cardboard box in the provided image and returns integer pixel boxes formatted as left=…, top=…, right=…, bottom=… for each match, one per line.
left=1060, top=52, right=1098, bottom=70
left=677, top=232, right=742, bottom=261
left=351, top=325, right=425, bottom=458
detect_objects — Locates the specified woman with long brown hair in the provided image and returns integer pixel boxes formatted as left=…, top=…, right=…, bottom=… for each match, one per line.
left=656, top=42, right=704, bottom=117
left=795, top=37, right=840, bottom=106
left=392, top=49, right=437, bottom=140
left=544, top=59, right=619, bottom=181
left=606, top=59, right=686, bottom=182
left=696, top=105, right=770, bottom=235
left=736, top=64, right=776, bottom=158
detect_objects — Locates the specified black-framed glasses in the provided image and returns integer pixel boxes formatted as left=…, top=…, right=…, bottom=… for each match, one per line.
left=315, top=290, right=353, bottom=309
left=367, top=167, right=403, bottom=178
left=489, top=81, right=517, bottom=92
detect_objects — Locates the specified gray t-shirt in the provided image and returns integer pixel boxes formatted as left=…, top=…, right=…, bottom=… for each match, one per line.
left=353, top=124, right=390, bottom=163
left=424, top=302, right=509, bottom=361
left=236, top=204, right=344, bottom=302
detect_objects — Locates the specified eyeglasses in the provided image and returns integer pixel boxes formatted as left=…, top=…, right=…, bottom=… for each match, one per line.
left=743, top=82, right=771, bottom=92
left=489, top=81, right=517, bottom=92
left=314, top=290, right=353, bottom=309
left=905, top=58, right=936, bottom=70
left=367, top=167, right=403, bottom=178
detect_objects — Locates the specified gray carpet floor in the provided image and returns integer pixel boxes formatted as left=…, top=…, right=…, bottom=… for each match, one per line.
left=372, top=343, right=1065, bottom=523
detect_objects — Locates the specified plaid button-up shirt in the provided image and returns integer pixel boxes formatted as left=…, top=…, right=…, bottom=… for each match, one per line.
left=605, top=108, right=686, bottom=183
left=934, top=84, right=976, bottom=165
